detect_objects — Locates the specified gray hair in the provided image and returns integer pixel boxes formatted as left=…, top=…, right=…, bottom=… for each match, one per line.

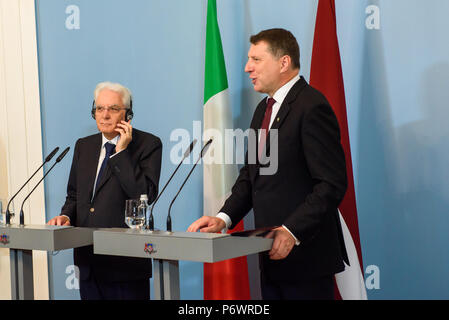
left=94, top=81, right=132, bottom=108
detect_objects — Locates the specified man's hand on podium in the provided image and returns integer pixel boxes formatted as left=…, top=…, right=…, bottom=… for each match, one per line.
left=47, top=215, right=71, bottom=226
left=265, top=227, right=295, bottom=260
left=187, top=216, right=225, bottom=233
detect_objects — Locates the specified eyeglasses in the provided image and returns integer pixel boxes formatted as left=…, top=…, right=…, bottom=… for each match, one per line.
left=94, top=105, right=128, bottom=113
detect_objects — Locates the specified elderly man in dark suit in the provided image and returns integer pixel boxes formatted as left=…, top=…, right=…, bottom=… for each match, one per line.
left=48, top=82, right=162, bottom=300
left=188, top=29, right=348, bottom=300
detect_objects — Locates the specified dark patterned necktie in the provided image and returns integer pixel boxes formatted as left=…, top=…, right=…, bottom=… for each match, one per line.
left=95, top=142, right=116, bottom=191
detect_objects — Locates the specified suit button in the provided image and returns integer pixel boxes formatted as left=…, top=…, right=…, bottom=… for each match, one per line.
left=90, top=207, right=95, bottom=213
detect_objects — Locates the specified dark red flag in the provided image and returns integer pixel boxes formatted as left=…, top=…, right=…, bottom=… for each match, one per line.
left=310, top=0, right=367, bottom=299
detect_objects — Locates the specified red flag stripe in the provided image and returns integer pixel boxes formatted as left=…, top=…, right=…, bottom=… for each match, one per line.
left=204, top=220, right=251, bottom=299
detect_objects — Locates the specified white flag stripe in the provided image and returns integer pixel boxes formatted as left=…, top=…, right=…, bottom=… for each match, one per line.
left=203, top=89, right=238, bottom=217
left=335, top=209, right=368, bottom=300
left=204, top=89, right=233, bottom=134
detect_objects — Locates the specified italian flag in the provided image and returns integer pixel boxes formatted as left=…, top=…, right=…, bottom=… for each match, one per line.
left=202, top=0, right=251, bottom=300
left=310, top=0, right=367, bottom=299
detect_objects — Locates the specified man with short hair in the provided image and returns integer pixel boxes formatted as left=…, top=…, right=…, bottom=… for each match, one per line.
left=188, top=29, right=348, bottom=300
left=48, top=82, right=162, bottom=300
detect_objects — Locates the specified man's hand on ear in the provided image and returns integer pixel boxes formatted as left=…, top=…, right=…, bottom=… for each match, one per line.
left=115, top=120, right=132, bottom=152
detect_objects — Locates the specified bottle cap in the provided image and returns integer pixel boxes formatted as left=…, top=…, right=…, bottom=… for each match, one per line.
left=140, top=194, right=148, bottom=201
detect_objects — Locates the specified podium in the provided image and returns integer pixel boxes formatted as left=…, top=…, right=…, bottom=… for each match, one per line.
left=0, top=224, right=94, bottom=300
left=94, top=229, right=273, bottom=300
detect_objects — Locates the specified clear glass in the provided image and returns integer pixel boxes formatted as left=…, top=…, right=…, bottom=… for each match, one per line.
left=124, top=199, right=144, bottom=229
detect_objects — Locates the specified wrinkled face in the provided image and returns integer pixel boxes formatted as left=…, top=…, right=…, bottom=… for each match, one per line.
left=244, top=41, right=283, bottom=97
left=94, top=89, right=127, bottom=139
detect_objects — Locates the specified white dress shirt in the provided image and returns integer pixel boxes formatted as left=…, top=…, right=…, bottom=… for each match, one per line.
left=217, top=74, right=301, bottom=245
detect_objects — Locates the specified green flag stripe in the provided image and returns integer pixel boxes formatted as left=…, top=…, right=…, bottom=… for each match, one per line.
left=204, top=0, right=228, bottom=104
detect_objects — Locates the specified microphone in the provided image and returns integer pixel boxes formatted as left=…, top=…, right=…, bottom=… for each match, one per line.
left=166, top=138, right=213, bottom=232
left=5, top=147, right=59, bottom=225
left=19, top=147, right=70, bottom=226
left=146, top=139, right=197, bottom=231
left=55, top=147, right=70, bottom=162
left=45, top=147, right=60, bottom=162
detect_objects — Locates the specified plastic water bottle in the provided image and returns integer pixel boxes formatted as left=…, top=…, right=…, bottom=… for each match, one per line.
left=137, top=194, right=149, bottom=229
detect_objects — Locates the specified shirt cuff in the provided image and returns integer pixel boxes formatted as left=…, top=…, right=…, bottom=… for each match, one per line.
left=216, top=212, right=232, bottom=231
left=282, top=225, right=300, bottom=246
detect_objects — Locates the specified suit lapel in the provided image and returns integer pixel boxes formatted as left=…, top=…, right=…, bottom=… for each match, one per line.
left=250, top=99, right=267, bottom=131
left=248, top=100, right=267, bottom=182
left=272, top=76, right=307, bottom=132
left=86, top=134, right=102, bottom=201
left=260, top=102, right=290, bottom=164
left=269, top=100, right=291, bottom=131
left=94, top=163, right=112, bottom=197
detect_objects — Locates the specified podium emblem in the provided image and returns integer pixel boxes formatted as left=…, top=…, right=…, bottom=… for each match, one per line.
left=0, top=234, right=9, bottom=245
left=144, top=243, right=157, bottom=255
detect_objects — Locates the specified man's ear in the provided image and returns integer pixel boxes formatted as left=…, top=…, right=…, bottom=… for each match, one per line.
left=280, top=55, right=292, bottom=73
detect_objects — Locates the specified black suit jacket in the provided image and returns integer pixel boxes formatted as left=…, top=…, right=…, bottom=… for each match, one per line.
left=221, top=77, right=349, bottom=281
left=61, top=128, right=162, bottom=282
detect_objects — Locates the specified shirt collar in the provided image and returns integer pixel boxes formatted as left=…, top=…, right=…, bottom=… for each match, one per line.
left=101, top=134, right=119, bottom=147
left=270, top=73, right=300, bottom=105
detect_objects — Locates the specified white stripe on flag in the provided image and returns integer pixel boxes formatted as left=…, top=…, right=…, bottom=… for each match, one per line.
left=335, top=209, right=368, bottom=300
left=203, top=89, right=237, bottom=217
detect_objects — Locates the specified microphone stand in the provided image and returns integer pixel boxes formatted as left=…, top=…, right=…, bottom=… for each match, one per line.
left=19, top=147, right=70, bottom=226
left=166, top=139, right=212, bottom=232
left=5, top=147, right=59, bottom=225
left=146, top=139, right=197, bottom=231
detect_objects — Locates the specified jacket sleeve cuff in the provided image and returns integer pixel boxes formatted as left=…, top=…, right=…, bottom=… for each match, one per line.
left=282, top=225, right=300, bottom=246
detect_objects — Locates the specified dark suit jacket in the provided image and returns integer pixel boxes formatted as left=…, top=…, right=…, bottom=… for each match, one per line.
left=221, top=77, right=349, bottom=282
left=61, top=128, right=162, bottom=282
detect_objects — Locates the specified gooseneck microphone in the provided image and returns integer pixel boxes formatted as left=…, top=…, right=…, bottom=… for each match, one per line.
left=5, top=147, right=59, bottom=225
left=146, top=139, right=197, bottom=231
left=166, top=138, right=213, bottom=232
left=19, top=147, right=70, bottom=226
